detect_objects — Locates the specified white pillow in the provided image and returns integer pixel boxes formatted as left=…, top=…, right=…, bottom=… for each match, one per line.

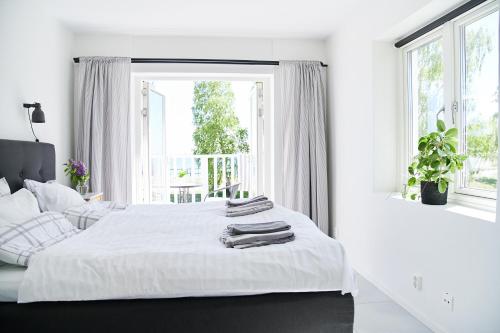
left=24, top=179, right=55, bottom=193
left=0, top=212, right=80, bottom=266
left=0, top=177, right=10, bottom=197
left=32, top=182, right=85, bottom=212
left=0, top=189, right=40, bottom=226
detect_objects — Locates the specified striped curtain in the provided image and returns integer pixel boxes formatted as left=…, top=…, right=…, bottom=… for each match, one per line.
left=74, top=57, right=131, bottom=202
left=276, top=61, right=329, bottom=234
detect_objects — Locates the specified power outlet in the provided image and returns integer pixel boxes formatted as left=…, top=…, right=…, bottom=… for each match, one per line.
left=443, top=292, right=454, bottom=311
left=413, top=275, right=423, bottom=290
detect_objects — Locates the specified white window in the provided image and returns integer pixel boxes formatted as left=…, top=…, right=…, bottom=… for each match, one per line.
left=403, top=1, right=499, bottom=201
left=132, top=75, right=273, bottom=204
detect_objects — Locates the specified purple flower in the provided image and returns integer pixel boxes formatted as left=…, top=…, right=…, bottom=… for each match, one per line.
left=66, top=159, right=88, bottom=177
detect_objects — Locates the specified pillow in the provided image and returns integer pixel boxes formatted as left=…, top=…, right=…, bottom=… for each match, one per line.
left=24, top=179, right=56, bottom=193
left=0, top=212, right=80, bottom=266
left=31, top=182, right=85, bottom=212
left=0, top=177, right=10, bottom=197
left=0, top=189, right=40, bottom=226
left=63, top=201, right=128, bottom=230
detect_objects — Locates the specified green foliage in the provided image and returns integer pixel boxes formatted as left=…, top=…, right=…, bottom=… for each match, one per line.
left=177, top=170, right=187, bottom=178
left=466, top=114, right=498, bottom=163
left=192, top=81, right=249, bottom=155
left=192, top=81, right=250, bottom=192
left=465, top=26, right=493, bottom=87
left=407, top=120, right=467, bottom=195
left=416, top=40, right=444, bottom=137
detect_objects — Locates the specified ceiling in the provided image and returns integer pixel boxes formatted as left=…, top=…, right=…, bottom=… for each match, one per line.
left=28, top=0, right=447, bottom=39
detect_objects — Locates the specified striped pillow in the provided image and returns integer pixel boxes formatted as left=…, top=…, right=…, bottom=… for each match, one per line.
left=0, top=212, right=79, bottom=266
left=63, top=201, right=128, bottom=230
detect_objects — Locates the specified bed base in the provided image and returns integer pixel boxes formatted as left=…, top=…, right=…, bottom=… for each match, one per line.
left=1, top=291, right=354, bottom=333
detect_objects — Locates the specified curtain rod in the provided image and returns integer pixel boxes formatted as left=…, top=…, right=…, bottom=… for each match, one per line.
left=72, top=57, right=328, bottom=67
left=394, top=0, right=488, bottom=48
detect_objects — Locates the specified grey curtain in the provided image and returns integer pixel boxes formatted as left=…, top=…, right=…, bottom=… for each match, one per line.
left=74, top=57, right=131, bottom=202
left=276, top=61, right=329, bottom=234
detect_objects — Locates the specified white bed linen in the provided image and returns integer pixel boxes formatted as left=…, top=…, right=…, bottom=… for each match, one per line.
left=0, top=264, right=26, bottom=302
left=18, top=202, right=357, bottom=303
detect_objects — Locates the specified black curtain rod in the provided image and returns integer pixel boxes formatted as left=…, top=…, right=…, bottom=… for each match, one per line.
left=394, top=0, right=488, bottom=48
left=73, top=57, right=328, bottom=67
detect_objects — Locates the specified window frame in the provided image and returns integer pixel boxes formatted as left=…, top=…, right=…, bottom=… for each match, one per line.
left=453, top=2, right=499, bottom=200
left=402, top=29, right=446, bottom=168
left=131, top=72, right=274, bottom=204
left=401, top=0, right=499, bottom=203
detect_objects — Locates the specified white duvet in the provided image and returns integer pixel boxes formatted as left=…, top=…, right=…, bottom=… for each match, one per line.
left=18, top=202, right=357, bottom=303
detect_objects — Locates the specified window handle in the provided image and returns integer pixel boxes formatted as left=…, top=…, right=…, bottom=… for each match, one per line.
left=452, top=101, right=458, bottom=124
left=436, top=106, right=445, bottom=122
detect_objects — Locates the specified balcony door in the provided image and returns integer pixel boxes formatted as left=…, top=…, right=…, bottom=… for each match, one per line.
left=136, top=78, right=269, bottom=204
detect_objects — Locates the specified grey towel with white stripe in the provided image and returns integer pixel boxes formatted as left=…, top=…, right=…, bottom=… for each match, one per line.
left=233, top=235, right=295, bottom=249
left=225, top=201, right=273, bottom=217
left=220, top=230, right=294, bottom=248
left=227, top=221, right=291, bottom=235
left=226, top=195, right=268, bottom=207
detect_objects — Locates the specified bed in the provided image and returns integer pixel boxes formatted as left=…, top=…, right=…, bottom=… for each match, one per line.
left=0, top=139, right=356, bottom=332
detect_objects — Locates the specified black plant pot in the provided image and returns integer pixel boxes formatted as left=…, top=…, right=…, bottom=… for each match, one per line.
left=420, top=181, right=448, bottom=205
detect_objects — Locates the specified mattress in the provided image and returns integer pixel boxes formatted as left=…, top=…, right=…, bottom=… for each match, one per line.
left=0, top=263, right=26, bottom=302
left=19, top=202, right=357, bottom=303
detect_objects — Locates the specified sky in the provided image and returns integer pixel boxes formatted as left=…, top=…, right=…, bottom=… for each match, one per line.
left=150, top=80, right=254, bottom=156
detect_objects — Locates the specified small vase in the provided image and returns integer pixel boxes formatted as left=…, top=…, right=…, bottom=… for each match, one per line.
left=77, top=183, right=89, bottom=195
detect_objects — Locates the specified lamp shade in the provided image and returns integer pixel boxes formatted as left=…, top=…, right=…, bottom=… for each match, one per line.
left=31, top=103, right=45, bottom=123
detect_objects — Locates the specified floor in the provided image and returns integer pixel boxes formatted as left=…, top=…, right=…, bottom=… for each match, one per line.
left=354, top=273, right=433, bottom=333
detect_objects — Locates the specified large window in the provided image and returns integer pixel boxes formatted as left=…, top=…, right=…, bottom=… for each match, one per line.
left=403, top=1, right=499, bottom=200
left=133, top=76, right=272, bottom=204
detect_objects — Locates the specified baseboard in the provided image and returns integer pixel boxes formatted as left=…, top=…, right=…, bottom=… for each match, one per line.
left=354, top=267, right=447, bottom=333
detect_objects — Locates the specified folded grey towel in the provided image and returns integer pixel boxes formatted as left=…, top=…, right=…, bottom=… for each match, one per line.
left=220, top=230, right=294, bottom=248
left=227, top=221, right=291, bottom=235
left=225, top=202, right=273, bottom=217
left=226, top=195, right=268, bottom=207
left=226, top=200, right=273, bottom=213
left=233, top=235, right=295, bottom=249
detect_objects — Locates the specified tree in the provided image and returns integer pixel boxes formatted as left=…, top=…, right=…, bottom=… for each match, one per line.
left=463, top=26, right=497, bottom=188
left=192, top=81, right=249, bottom=155
left=192, top=81, right=249, bottom=194
left=416, top=39, right=444, bottom=137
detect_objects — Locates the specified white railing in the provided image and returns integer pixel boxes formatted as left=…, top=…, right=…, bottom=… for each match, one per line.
left=149, top=153, right=255, bottom=203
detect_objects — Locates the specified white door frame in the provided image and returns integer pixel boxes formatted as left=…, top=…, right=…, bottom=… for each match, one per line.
left=130, top=70, right=274, bottom=203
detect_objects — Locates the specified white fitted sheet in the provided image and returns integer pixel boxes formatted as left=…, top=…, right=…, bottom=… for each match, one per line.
left=19, top=202, right=357, bottom=303
left=0, top=263, right=26, bottom=302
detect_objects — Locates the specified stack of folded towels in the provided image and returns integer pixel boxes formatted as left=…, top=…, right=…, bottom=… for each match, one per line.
left=220, top=221, right=295, bottom=249
left=225, top=195, right=273, bottom=217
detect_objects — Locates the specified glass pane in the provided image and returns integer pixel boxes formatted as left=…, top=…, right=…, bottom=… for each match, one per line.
left=149, top=90, right=166, bottom=202
left=462, top=10, right=499, bottom=191
left=408, top=38, right=444, bottom=154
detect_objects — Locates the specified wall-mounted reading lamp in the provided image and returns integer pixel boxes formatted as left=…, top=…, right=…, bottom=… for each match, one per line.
left=23, top=102, right=45, bottom=142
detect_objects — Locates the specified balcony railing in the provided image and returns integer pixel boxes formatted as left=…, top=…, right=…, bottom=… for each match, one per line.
left=149, top=153, right=255, bottom=203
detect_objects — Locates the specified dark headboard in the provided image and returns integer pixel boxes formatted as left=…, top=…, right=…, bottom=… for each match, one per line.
left=0, top=139, right=55, bottom=192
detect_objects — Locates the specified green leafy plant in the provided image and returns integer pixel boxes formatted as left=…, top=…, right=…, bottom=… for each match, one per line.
left=177, top=170, right=187, bottom=178
left=407, top=120, right=467, bottom=200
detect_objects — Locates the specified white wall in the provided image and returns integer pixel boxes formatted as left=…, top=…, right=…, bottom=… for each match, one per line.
left=0, top=1, right=74, bottom=184
left=72, top=34, right=327, bottom=62
left=326, top=1, right=500, bottom=332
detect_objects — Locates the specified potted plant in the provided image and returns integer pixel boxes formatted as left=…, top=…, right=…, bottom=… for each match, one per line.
left=178, top=169, right=187, bottom=178
left=64, top=159, right=90, bottom=194
left=406, top=120, right=467, bottom=205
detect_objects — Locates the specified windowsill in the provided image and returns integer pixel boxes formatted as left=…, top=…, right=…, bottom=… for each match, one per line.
left=389, top=193, right=496, bottom=223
